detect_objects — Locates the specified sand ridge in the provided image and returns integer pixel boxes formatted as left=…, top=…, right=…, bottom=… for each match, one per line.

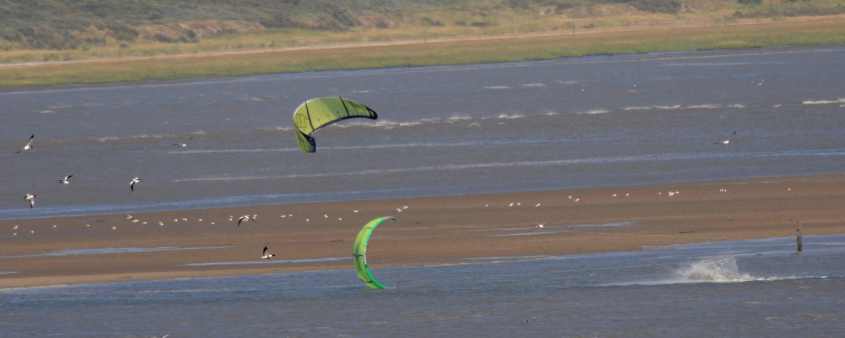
left=2, top=174, right=845, bottom=289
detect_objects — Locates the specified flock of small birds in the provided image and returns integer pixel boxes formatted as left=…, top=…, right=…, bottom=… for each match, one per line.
left=8, top=130, right=753, bottom=260
left=14, top=134, right=147, bottom=209
left=6, top=181, right=801, bottom=260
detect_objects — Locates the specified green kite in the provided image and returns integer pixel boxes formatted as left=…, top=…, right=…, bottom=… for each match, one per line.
left=353, top=216, right=394, bottom=289
left=291, top=96, right=378, bottom=153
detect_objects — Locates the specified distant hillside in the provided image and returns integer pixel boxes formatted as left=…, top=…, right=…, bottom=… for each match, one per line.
left=1, top=0, right=844, bottom=49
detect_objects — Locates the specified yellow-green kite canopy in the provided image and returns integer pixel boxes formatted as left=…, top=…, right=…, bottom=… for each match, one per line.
left=291, top=96, right=378, bottom=153
left=353, top=216, right=394, bottom=289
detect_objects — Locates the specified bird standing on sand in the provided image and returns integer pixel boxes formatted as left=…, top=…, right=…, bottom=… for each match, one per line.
left=237, top=215, right=255, bottom=226
left=261, top=245, right=276, bottom=260
left=58, top=174, right=73, bottom=185
left=129, top=177, right=142, bottom=192
left=24, top=193, right=36, bottom=208
left=16, top=134, right=34, bottom=154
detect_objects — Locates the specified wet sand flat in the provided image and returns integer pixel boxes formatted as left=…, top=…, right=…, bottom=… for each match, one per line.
left=2, top=174, right=845, bottom=289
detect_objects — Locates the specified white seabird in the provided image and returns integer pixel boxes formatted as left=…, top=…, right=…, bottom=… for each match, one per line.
left=24, top=193, right=36, bottom=208
left=16, top=134, right=34, bottom=154
left=58, top=174, right=73, bottom=185
left=261, top=245, right=276, bottom=260
left=715, top=131, right=737, bottom=145
left=237, top=215, right=254, bottom=227
left=129, top=177, right=143, bottom=192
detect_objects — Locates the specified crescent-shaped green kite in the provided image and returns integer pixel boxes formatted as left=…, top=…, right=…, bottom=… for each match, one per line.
left=353, top=216, right=394, bottom=289
left=292, top=96, right=378, bottom=153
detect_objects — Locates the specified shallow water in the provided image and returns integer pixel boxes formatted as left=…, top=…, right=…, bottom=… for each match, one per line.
left=2, top=47, right=845, bottom=218
left=3, top=235, right=845, bottom=337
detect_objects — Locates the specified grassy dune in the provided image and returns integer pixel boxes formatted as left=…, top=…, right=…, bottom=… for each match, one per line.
left=1, top=16, right=844, bottom=88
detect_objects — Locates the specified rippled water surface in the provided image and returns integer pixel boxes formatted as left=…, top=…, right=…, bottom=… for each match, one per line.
left=2, top=48, right=845, bottom=218
left=3, top=235, right=845, bottom=337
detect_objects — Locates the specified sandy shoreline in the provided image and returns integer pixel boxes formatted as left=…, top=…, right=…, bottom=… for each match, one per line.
left=2, top=174, right=845, bottom=289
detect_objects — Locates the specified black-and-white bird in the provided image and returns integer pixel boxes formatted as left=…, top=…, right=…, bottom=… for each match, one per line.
left=237, top=214, right=255, bottom=226
left=129, top=177, right=142, bottom=192
left=16, top=134, right=35, bottom=154
left=58, top=174, right=73, bottom=185
left=24, top=193, right=36, bottom=208
left=261, top=245, right=276, bottom=260
left=172, top=143, right=188, bottom=149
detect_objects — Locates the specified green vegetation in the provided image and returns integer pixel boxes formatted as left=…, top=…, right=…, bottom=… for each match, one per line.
left=0, top=0, right=844, bottom=87
left=734, top=0, right=845, bottom=17
left=2, top=17, right=844, bottom=88
left=3, top=0, right=844, bottom=51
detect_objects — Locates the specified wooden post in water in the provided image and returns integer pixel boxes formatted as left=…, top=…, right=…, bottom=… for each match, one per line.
left=795, top=221, right=803, bottom=254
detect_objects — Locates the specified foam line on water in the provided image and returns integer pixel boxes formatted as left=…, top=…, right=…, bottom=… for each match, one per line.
left=569, top=221, right=634, bottom=228
left=483, top=85, right=511, bottom=90
left=623, top=103, right=742, bottom=111
left=802, top=98, right=845, bottom=105
left=174, top=148, right=845, bottom=183
left=495, top=230, right=563, bottom=237
left=576, top=109, right=609, bottom=115
left=168, top=138, right=572, bottom=155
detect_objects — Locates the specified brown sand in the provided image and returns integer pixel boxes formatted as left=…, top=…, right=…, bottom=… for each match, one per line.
left=2, top=174, right=845, bottom=289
